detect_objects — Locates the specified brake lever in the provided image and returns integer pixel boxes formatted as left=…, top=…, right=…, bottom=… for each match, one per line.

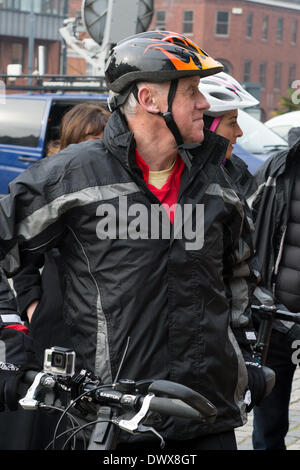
left=111, top=393, right=165, bottom=448
left=19, top=372, right=56, bottom=410
left=137, top=424, right=165, bottom=449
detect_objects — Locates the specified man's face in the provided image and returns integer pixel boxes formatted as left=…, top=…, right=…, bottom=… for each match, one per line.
left=171, top=76, right=210, bottom=144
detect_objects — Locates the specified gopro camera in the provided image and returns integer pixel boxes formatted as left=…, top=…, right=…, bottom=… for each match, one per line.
left=44, top=346, right=75, bottom=376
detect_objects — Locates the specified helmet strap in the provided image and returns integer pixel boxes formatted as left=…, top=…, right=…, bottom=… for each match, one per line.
left=209, top=116, right=222, bottom=132
left=158, top=79, right=184, bottom=147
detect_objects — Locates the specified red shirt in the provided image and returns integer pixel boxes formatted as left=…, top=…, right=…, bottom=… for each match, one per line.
left=135, top=151, right=185, bottom=224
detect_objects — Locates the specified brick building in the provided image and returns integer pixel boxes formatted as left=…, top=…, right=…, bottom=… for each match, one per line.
left=0, top=0, right=98, bottom=77
left=0, top=0, right=70, bottom=75
left=1, top=0, right=300, bottom=119
left=150, top=0, right=300, bottom=120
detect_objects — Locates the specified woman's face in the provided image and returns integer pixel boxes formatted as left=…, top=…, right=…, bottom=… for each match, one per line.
left=215, top=110, right=243, bottom=159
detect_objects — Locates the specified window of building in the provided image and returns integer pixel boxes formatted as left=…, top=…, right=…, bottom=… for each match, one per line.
left=155, top=10, right=166, bottom=30
left=277, top=18, right=284, bottom=42
left=243, top=60, right=251, bottom=82
left=216, top=11, right=229, bottom=36
left=262, top=15, right=268, bottom=40
left=40, top=0, right=64, bottom=15
left=289, top=64, right=296, bottom=88
left=0, top=0, right=66, bottom=14
left=292, top=19, right=298, bottom=44
left=259, top=62, right=267, bottom=89
left=20, top=0, right=31, bottom=10
left=274, top=62, right=282, bottom=90
left=4, top=0, right=21, bottom=8
left=11, top=41, right=25, bottom=68
left=183, top=10, right=194, bottom=34
left=215, top=59, right=233, bottom=75
left=246, top=13, right=253, bottom=38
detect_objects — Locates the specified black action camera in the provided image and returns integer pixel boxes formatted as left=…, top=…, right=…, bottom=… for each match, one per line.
left=44, top=346, right=75, bottom=376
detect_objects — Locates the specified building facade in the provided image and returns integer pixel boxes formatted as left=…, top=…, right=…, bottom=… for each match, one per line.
left=0, top=0, right=71, bottom=75
left=1, top=0, right=300, bottom=119
left=150, top=0, right=300, bottom=120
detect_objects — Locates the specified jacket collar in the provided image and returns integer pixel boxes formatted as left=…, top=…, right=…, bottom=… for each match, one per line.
left=103, top=110, right=229, bottom=175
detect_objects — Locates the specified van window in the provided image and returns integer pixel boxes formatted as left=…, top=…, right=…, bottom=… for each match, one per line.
left=0, top=98, right=46, bottom=147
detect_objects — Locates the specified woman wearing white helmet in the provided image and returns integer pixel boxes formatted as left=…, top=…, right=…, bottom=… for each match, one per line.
left=200, top=71, right=258, bottom=160
left=200, top=72, right=259, bottom=196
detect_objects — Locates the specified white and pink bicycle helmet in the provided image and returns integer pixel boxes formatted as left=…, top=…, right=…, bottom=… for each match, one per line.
left=199, top=72, right=259, bottom=131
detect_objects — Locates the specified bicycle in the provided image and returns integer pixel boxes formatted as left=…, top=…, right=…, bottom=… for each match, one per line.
left=18, top=346, right=217, bottom=450
left=252, top=304, right=300, bottom=365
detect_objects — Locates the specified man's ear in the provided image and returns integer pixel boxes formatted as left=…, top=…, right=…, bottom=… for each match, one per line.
left=137, top=85, right=160, bottom=114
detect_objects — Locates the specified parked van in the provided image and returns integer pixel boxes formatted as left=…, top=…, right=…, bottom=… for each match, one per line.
left=0, top=93, right=108, bottom=195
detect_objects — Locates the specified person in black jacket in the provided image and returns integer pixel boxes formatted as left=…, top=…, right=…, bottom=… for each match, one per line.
left=247, top=140, right=300, bottom=450
left=13, top=103, right=110, bottom=342
left=0, top=31, right=272, bottom=450
left=0, top=103, right=110, bottom=450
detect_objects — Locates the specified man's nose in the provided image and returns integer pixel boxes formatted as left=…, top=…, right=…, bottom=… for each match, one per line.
left=197, top=90, right=210, bottom=111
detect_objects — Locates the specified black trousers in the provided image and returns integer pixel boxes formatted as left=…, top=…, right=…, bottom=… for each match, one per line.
left=252, top=329, right=297, bottom=450
left=116, top=430, right=237, bottom=451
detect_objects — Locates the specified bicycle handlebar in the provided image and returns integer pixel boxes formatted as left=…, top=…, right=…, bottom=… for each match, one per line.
left=20, top=369, right=217, bottom=427
left=251, top=304, right=300, bottom=324
left=18, top=345, right=218, bottom=450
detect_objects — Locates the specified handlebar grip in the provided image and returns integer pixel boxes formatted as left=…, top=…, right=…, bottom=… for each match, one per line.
left=251, top=304, right=300, bottom=324
left=148, top=380, right=217, bottom=419
left=275, top=310, right=300, bottom=325
left=149, top=396, right=216, bottom=424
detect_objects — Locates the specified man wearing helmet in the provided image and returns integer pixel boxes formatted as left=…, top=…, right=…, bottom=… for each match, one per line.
left=0, top=32, right=270, bottom=450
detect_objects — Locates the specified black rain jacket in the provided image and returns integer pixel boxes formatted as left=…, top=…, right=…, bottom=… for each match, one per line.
left=0, top=111, right=260, bottom=440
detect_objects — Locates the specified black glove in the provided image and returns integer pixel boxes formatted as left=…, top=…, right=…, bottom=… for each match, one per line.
left=244, top=361, right=275, bottom=412
left=0, top=327, right=39, bottom=411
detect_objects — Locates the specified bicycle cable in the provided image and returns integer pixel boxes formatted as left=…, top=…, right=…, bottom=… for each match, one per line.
left=61, top=419, right=112, bottom=450
left=51, top=385, right=101, bottom=450
left=40, top=403, right=86, bottom=450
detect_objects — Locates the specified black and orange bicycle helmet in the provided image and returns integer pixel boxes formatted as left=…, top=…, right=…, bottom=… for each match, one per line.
left=105, top=31, right=223, bottom=146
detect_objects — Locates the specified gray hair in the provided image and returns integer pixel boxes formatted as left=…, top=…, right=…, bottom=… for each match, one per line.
left=109, top=81, right=169, bottom=117
left=108, top=89, right=138, bottom=117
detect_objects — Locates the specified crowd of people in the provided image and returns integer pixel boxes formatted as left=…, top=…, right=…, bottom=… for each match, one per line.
left=0, top=30, right=299, bottom=451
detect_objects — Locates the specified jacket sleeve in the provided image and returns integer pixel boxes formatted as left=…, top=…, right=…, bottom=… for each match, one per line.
left=0, top=268, right=19, bottom=317
left=0, top=153, right=70, bottom=278
left=222, top=191, right=260, bottom=356
left=246, top=152, right=279, bottom=223
left=12, top=255, right=44, bottom=320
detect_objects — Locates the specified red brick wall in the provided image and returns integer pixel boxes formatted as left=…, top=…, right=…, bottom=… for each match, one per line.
left=151, top=0, right=300, bottom=119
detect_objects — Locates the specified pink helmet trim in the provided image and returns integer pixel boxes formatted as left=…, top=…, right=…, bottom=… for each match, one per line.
left=210, top=116, right=222, bottom=132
